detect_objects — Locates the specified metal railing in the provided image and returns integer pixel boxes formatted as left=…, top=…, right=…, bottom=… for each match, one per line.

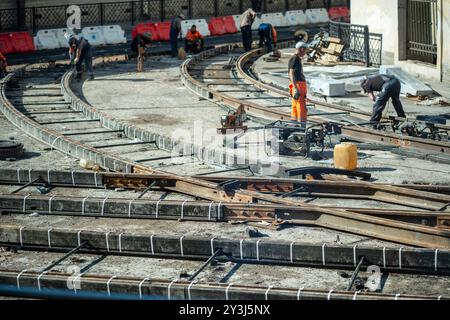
left=406, top=0, right=438, bottom=64
left=0, top=0, right=350, bottom=33
left=329, top=21, right=383, bottom=67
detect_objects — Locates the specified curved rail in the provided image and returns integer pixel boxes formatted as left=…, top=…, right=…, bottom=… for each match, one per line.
left=2, top=56, right=450, bottom=248
left=181, top=44, right=450, bottom=155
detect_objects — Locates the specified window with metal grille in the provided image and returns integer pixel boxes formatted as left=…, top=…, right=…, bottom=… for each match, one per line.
left=407, top=0, right=438, bottom=64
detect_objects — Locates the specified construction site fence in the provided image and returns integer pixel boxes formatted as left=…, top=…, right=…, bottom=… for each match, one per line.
left=329, top=20, right=383, bottom=67
left=0, top=0, right=350, bottom=33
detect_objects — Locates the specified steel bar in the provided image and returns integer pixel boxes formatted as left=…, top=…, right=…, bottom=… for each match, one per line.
left=0, top=269, right=443, bottom=300
left=11, top=177, right=43, bottom=194
left=188, top=249, right=223, bottom=281
left=1, top=225, right=449, bottom=273
left=93, top=141, right=155, bottom=149
left=196, top=166, right=253, bottom=176
left=39, top=119, right=100, bottom=125
left=285, top=167, right=372, bottom=180
left=40, top=241, right=88, bottom=272
left=346, top=256, right=365, bottom=291
left=63, top=130, right=124, bottom=136
left=135, top=154, right=193, bottom=163
left=136, top=181, right=157, bottom=199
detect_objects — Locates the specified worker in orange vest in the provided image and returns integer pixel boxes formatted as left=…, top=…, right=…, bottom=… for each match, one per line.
left=185, top=25, right=204, bottom=54
left=0, top=51, right=7, bottom=75
left=288, top=41, right=309, bottom=122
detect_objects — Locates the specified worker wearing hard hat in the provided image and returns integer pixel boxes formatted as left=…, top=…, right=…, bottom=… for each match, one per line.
left=288, top=41, right=308, bottom=122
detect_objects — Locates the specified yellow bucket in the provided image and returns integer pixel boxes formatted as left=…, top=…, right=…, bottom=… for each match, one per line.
left=334, top=142, right=358, bottom=170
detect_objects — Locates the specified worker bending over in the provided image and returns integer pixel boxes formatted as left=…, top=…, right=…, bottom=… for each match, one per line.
left=170, top=13, right=185, bottom=57
left=288, top=41, right=309, bottom=122
left=68, top=35, right=94, bottom=81
left=240, top=8, right=257, bottom=52
left=185, top=25, right=204, bottom=54
left=0, top=51, right=7, bottom=76
left=361, top=74, right=406, bottom=125
left=131, top=32, right=152, bottom=72
left=258, top=23, right=277, bottom=53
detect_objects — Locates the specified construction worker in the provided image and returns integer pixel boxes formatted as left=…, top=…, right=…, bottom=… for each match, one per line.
left=170, top=13, right=185, bottom=57
left=361, top=75, right=406, bottom=124
left=240, top=8, right=256, bottom=52
left=68, top=35, right=94, bottom=81
left=0, top=51, right=7, bottom=76
left=185, top=25, right=204, bottom=54
left=131, top=32, right=152, bottom=72
left=258, top=23, right=277, bottom=53
left=288, top=41, right=309, bottom=122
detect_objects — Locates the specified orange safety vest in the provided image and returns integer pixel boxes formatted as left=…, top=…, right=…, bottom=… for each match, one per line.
left=272, top=27, right=277, bottom=45
left=186, top=30, right=203, bottom=42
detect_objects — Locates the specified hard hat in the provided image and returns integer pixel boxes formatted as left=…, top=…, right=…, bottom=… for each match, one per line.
left=295, top=41, right=308, bottom=49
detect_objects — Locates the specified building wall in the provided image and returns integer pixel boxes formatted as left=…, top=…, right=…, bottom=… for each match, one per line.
left=351, top=0, right=449, bottom=83
left=443, top=0, right=450, bottom=82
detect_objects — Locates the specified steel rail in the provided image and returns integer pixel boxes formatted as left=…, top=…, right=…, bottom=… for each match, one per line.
left=0, top=269, right=444, bottom=300
left=1, top=194, right=449, bottom=228
left=179, top=43, right=450, bottom=154
left=3, top=168, right=450, bottom=196
left=2, top=58, right=450, bottom=248
left=235, top=47, right=450, bottom=153
left=1, top=225, right=450, bottom=274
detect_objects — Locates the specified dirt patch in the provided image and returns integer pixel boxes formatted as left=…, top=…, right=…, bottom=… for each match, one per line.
left=129, top=113, right=182, bottom=126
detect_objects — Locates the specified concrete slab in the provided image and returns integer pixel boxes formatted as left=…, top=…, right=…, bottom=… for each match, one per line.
left=380, top=65, right=434, bottom=96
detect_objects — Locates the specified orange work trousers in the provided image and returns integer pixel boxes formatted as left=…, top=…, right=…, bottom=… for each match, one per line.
left=289, top=81, right=307, bottom=122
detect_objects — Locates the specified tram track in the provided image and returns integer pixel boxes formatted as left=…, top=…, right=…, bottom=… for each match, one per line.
left=1, top=51, right=450, bottom=249
left=180, top=43, right=450, bottom=157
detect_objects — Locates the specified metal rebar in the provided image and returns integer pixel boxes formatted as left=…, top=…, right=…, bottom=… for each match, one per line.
left=136, top=181, right=157, bottom=199
left=41, top=241, right=88, bottom=273
left=188, top=249, right=223, bottom=281
left=11, top=177, right=43, bottom=194
left=347, top=256, right=365, bottom=291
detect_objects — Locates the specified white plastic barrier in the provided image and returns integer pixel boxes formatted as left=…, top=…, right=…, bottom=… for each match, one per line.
left=36, top=29, right=60, bottom=50
left=251, top=15, right=262, bottom=30
left=316, top=8, right=330, bottom=23
left=305, top=8, right=327, bottom=24
left=274, top=12, right=289, bottom=27
left=55, top=28, right=74, bottom=48
left=285, top=10, right=307, bottom=26
left=102, top=25, right=127, bottom=44
left=81, top=26, right=106, bottom=46
left=233, top=15, right=241, bottom=30
left=261, top=13, right=288, bottom=27
left=181, top=19, right=210, bottom=37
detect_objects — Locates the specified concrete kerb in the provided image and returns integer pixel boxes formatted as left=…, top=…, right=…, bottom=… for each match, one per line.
left=0, top=68, right=136, bottom=174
